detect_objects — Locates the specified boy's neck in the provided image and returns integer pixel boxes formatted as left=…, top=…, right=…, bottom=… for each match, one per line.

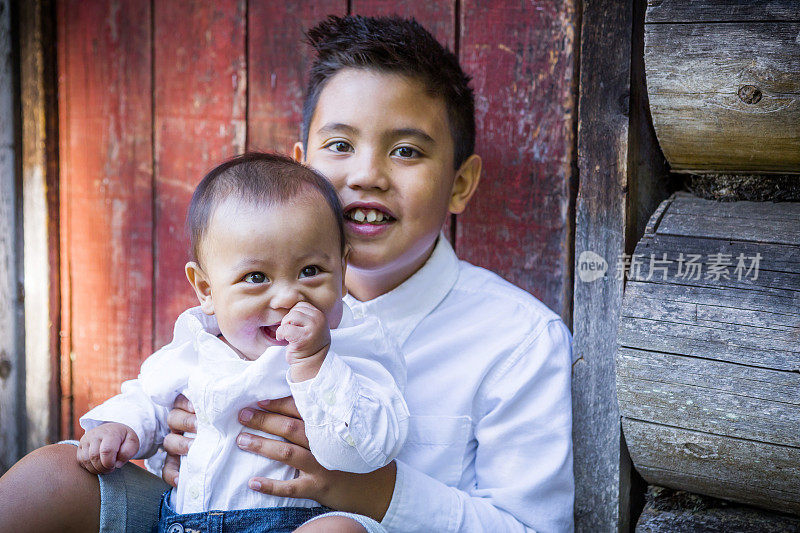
left=345, top=242, right=438, bottom=302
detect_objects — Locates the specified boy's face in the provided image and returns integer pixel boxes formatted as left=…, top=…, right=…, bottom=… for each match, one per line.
left=186, top=192, right=345, bottom=360
left=295, top=69, right=479, bottom=296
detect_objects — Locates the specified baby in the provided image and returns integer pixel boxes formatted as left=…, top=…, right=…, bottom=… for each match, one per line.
left=76, top=153, right=408, bottom=528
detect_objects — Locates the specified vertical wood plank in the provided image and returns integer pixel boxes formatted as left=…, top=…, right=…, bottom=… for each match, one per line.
left=20, top=0, right=60, bottom=451
left=247, top=1, right=346, bottom=154
left=572, top=1, right=634, bottom=531
left=57, top=0, right=153, bottom=438
left=0, top=0, right=23, bottom=472
left=153, top=0, right=246, bottom=347
left=350, top=0, right=455, bottom=50
left=458, top=0, right=577, bottom=321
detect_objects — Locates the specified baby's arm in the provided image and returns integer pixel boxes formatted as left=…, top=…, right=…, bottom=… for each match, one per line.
left=77, top=422, right=139, bottom=474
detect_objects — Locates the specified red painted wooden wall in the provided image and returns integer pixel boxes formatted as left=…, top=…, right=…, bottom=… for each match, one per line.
left=57, top=0, right=576, bottom=438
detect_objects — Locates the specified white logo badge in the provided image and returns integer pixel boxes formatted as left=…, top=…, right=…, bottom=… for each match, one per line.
left=577, top=251, right=607, bottom=282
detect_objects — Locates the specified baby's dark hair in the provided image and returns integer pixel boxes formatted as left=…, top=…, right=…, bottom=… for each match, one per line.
left=187, top=152, right=345, bottom=263
left=302, top=15, right=475, bottom=169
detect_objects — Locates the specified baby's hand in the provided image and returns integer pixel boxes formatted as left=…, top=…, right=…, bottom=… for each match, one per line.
left=77, top=422, right=139, bottom=475
left=277, top=302, right=330, bottom=381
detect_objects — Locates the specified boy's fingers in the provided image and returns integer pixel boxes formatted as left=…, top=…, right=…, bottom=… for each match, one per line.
left=239, top=409, right=309, bottom=448
left=163, top=432, right=193, bottom=456
left=247, top=476, right=311, bottom=500
left=167, top=407, right=197, bottom=434
left=236, top=433, right=316, bottom=471
left=87, top=439, right=109, bottom=474
left=162, top=453, right=181, bottom=488
left=257, top=396, right=302, bottom=418
left=173, top=393, right=195, bottom=414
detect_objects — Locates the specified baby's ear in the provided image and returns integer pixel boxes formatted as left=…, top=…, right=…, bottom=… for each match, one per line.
left=185, top=262, right=214, bottom=315
left=448, top=154, right=482, bottom=215
left=292, top=142, right=305, bottom=163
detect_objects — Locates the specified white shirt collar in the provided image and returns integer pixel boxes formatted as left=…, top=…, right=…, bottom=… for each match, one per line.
left=344, top=235, right=459, bottom=346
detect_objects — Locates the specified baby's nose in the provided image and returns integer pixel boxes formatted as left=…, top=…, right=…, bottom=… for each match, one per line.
left=270, top=284, right=302, bottom=310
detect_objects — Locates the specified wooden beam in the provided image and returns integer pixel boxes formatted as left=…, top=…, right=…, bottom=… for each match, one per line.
left=0, top=0, right=24, bottom=473
left=19, top=0, right=59, bottom=451
left=572, top=1, right=634, bottom=530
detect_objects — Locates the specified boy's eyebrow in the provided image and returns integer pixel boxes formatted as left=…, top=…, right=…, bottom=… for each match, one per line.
left=386, top=127, right=436, bottom=145
left=317, top=122, right=358, bottom=137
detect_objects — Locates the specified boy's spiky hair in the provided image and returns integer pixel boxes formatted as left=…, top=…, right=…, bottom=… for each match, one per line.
left=302, top=15, right=475, bottom=169
left=187, top=152, right=345, bottom=263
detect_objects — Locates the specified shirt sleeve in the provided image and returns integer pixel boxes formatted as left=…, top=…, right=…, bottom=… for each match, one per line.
left=289, top=317, right=409, bottom=473
left=381, top=320, right=574, bottom=533
left=79, top=378, right=171, bottom=459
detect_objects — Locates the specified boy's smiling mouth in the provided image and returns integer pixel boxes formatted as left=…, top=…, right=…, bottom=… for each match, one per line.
left=344, top=203, right=396, bottom=227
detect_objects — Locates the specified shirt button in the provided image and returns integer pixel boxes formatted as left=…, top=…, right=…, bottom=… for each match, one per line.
left=323, top=390, right=336, bottom=406
left=189, top=485, right=200, bottom=500
left=344, top=434, right=356, bottom=447
left=167, top=524, right=184, bottom=533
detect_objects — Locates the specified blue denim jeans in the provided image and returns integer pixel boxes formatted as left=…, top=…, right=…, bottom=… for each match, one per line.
left=155, top=490, right=330, bottom=533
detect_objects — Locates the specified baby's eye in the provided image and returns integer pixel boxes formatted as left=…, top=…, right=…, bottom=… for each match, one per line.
left=325, top=141, right=353, bottom=153
left=243, top=272, right=268, bottom=284
left=299, top=265, right=320, bottom=278
left=391, top=146, right=420, bottom=159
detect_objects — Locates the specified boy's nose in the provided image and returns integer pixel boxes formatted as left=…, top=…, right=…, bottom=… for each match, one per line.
left=346, top=151, right=390, bottom=191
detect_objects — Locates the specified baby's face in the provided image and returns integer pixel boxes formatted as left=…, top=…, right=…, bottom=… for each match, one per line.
left=195, top=192, right=345, bottom=360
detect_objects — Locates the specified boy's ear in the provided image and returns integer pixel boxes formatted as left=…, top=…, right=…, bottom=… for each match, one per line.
left=292, top=142, right=305, bottom=163
left=448, top=154, right=482, bottom=215
left=185, top=261, right=214, bottom=315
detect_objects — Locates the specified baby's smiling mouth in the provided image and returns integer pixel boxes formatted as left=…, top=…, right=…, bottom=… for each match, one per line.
left=261, top=323, right=288, bottom=345
left=345, top=207, right=395, bottom=225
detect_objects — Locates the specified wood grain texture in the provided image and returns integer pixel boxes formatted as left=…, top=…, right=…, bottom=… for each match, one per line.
left=646, top=0, right=800, bottom=24
left=0, top=0, right=23, bottom=473
left=20, top=0, right=60, bottom=451
left=637, top=485, right=800, bottom=532
left=645, top=21, right=800, bottom=173
left=572, top=1, right=633, bottom=531
left=153, top=0, right=246, bottom=347
left=57, top=0, right=153, bottom=438
left=247, top=1, right=345, bottom=154
left=350, top=0, right=454, bottom=49
left=617, top=194, right=800, bottom=514
left=457, top=0, right=577, bottom=321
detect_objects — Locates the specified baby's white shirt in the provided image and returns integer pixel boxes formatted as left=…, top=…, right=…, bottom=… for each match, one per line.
left=81, top=303, right=408, bottom=514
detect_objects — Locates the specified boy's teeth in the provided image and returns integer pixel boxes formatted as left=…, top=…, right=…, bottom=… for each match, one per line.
left=350, top=208, right=388, bottom=224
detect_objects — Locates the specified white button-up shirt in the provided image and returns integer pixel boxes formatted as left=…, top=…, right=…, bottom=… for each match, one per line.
left=80, top=305, right=408, bottom=514
left=344, top=237, right=574, bottom=533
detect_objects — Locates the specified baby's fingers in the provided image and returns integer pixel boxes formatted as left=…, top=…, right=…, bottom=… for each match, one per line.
left=116, top=431, right=139, bottom=468
left=98, top=435, right=122, bottom=471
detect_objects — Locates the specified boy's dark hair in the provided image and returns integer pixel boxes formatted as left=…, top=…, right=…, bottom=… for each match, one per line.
left=187, top=152, right=345, bottom=263
left=302, top=15, right=475, bottom=169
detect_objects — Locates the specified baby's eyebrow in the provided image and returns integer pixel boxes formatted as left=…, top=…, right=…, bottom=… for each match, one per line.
left=232, top=258, right=263, bottom=271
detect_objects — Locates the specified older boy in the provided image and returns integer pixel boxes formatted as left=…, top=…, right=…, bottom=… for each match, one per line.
left=0, top=14, right=573, bottom=533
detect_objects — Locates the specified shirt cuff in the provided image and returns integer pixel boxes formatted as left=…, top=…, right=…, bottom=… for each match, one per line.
left=382, top=460, right=459, bottom=532
left=287, top=350, right=358, bottom=426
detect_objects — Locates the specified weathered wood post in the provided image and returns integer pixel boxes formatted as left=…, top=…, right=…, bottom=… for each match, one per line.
left=617, top=0, right=800, bottom=528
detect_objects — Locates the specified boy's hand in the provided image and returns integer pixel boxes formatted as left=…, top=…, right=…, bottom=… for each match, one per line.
left=277, top=302, right=330, bottom=381
left=77, top=422, right=139, bottom=475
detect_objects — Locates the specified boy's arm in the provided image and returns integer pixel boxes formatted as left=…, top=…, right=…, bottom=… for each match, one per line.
left=288, top=315, right=409, bottom=473
left=241, top=319, right=573, bottom=532
left=380, top=320, right=574, bottom=532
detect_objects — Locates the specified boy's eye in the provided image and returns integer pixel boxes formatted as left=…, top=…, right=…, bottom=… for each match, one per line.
left=325, top=141, right=353, bottom=153
left=299, top=265, right=320, bottom=278
left=391, top=146, right=419, bottom=158
left=243, top=272, right=268, bottom=284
